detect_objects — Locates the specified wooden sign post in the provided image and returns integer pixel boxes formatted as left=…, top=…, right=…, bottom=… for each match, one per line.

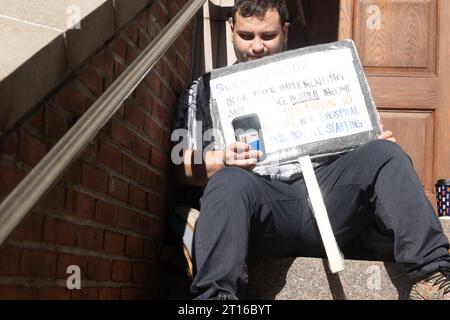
left=298, top=155, right=344, bottom=273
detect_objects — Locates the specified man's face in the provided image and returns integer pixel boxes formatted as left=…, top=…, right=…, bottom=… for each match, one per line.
left=231, top=8, right=289, bottom=63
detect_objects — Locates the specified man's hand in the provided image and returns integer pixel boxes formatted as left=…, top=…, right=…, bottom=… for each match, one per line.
left=378, top=124, right=397, bottom=143
left=224, top=142, right=263, bottom=171
left=379, top=130, right=396, bottom=142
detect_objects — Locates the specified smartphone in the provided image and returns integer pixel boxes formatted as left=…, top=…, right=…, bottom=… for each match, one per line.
left=232, top=113, right=266, bottom=161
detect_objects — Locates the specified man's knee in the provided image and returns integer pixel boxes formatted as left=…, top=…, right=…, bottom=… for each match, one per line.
left=204, top=167, right=257, bottom=197
left=199, top=167, right=257, bottom=221
left=359, top=140, right=412, bottom=165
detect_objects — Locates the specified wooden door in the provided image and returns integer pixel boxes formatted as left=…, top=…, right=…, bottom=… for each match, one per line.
left=339, top=0, right=450, bottom=205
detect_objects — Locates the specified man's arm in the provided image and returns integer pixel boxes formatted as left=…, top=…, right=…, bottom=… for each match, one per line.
left=174, top=143, right=263, bottom=187
left=174, top=149, right=225, bottom=187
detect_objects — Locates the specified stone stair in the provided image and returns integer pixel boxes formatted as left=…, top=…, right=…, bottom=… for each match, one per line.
left=246, top=218, right=450, bottom=300
left=246, top=257, right=413, bottom=299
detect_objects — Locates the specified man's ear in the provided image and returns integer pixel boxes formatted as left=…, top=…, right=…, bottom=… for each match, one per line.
left=228, top=18, right=235, bottom=43
left=283, top=22, right=290, bottom=36
left=283, top=22, right=290, bottom=45
left=228, top=17, right=234, bottom=31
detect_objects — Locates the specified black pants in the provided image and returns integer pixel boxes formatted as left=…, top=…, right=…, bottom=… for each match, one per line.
left=191, top=140, right=450, bottom=299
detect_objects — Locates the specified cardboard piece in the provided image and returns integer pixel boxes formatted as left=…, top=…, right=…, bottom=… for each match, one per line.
left=209, top=40, right=382, bottom=165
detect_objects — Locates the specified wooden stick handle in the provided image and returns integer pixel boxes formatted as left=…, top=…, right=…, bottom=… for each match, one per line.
left=298, top=155, right=345, bottom=273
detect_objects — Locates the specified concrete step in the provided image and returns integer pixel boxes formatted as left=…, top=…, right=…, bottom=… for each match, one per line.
left=246, top=218, right=450, bottom=300
left=246, top=257, right=414, bottom=300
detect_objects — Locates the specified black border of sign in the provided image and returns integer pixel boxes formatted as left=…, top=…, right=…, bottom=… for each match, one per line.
left=209, top=40, right=382, bottom=164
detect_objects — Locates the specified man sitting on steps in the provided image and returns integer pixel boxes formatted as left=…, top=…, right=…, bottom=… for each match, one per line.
left=171, top=0, right=450, bottom=300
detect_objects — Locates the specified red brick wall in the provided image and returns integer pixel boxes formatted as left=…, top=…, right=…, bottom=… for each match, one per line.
left=0, top=0, right=194, bottom=299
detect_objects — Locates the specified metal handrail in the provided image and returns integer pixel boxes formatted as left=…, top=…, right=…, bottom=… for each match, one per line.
left=0, top=0, right=207, bottom=245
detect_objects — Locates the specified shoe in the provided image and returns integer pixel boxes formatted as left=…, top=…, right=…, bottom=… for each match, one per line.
left=409, top=269, right=450, bottom=300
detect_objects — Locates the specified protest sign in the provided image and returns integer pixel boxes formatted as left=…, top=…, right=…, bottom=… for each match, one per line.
left=209, top=40, right=382, bottom=164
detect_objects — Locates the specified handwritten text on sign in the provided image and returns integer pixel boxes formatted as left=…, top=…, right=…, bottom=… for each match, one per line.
left=210, top=48, right=373, bottom=153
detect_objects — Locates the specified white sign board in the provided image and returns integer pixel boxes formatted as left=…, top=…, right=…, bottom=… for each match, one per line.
left=209, top=40, right=382, bottom=164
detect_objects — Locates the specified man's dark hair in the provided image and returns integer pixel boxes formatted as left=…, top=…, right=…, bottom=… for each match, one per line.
left=230, top=0, right=289, bottom=26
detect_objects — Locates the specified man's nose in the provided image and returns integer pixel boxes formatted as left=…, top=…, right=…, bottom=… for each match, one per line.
left=251, top=38, right=264, bottom=53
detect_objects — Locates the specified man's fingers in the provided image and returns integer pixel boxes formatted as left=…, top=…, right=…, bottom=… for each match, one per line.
left=378, top=131, right=389, bottom=139
left=234, top=150, right=262, bottom=160
left=224, top=148, right=264, bottom=172
left=225, top=141, right=263, bottom=170
left=228, top=141, right=250, bottom=153
left=226, top=157, right=258, bottom=171
left=378, top=130, right=396, bottom=143
left=228, top=158, right=258, bottom=167
left=225, top=150, right=262, bottom=162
